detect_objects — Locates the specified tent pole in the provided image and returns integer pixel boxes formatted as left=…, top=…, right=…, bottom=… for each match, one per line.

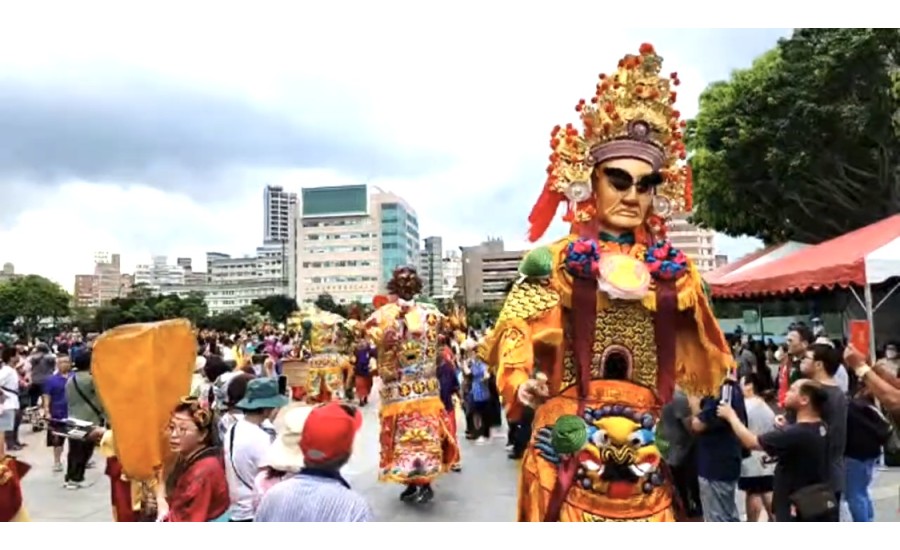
left=864, top=283, right=877, bottom=361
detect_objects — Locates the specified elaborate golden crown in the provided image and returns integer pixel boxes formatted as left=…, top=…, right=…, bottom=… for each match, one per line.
left=528, top=43, right=693, bottom=242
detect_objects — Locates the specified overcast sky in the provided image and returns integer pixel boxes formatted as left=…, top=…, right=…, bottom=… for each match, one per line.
left=0, top=3, right=790, bottom=287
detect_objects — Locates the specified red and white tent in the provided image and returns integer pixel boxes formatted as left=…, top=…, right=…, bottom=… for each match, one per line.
left=710, top=215, right=900, bottom=358
left=711, top=215, right=900, bottom=299
left=705, top=241, right=809, bottom=286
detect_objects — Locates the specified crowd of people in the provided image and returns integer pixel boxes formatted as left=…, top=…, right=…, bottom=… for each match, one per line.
left=3, top=318, right=900, bottom=522
left=661, top=322, right=898, bottom=522
left=0, top=321, right=524, bottom=522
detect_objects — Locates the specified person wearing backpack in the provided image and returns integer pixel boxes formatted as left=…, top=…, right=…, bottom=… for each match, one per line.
left=844, top=385, right=892, bottom=522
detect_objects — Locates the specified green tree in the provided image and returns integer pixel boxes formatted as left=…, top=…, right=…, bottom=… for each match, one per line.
left=203, top=310, right=248, bottom=334
left=252, top=294, right=298, bottom=324
left=314, top=293, right=345, bottom=316
left=688, top=28, right=900, bottom=244
left=178, top=292, right=209, bottom=326
left=0, top=275, right=71, bottom=338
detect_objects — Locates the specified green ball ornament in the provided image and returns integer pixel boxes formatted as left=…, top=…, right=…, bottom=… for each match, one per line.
left=519, top=246, right=553, bottom=279
left=551, top=415, right=588, bottom=455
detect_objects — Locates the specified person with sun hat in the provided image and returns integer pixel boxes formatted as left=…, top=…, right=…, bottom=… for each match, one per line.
left=255, top=402, right=372, bottom=522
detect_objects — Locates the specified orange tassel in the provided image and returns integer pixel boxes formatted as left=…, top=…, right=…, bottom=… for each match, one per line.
left=527, top=187, right=563, bottom=242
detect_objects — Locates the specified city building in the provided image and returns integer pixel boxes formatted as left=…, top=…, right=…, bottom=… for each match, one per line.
left=72, top=252, right=132, bottom=307
left=158, top=280, right=290, bottom=316
left=460, top=238, right=526, bottom=306
left=371, top=189, right=419, bottom=289
left=134, top=256, right=186, bottom=291
left=667, top=213, right=716, bottom=273
left=0, top=263, right=16, bottom=283
left=177, top=257, right=207, bottom=285
left=263, top=185, right=298, bottom=243
left=441, top=251, right=463, bottom=299
left=419, top=236, right=444, bottom=298
left=73, top=275, right=98, bottom=308
left=206, top=243, right=289, bottom=287
left=714, top=254, right=729, bottom=269
left=296, top=184, right=380, bottom=306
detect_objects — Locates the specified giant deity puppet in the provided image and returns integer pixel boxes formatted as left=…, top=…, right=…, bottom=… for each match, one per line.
left=485, top=43, right=733, bottom=522
left=295, top=307, right=354, bottom=404
left=366, top=267, right=460, bottom=504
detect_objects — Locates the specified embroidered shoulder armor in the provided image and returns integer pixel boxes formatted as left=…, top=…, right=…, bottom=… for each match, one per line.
left=497, top=280, right=560, bottom=323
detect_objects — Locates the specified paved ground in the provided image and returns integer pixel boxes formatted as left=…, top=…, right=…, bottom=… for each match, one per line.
left=14, top=402, right=900, bottom=522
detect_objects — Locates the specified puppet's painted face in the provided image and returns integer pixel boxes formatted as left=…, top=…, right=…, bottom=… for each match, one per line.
left=592, top=158, right=658, bottom=234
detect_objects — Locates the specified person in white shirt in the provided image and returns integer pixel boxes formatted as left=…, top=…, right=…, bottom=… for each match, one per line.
left=223, top=377, right=288, bottom=522
left=1, top=346, right=22, bottom=456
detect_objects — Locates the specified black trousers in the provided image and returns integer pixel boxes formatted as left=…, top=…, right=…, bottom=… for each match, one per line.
left=27, top=383, right=43, bottom=407
left=66, top=438, right=95, bottom=482
left=511, top=407, right=534, bottom=457
left=471, top=401, right=492, bottom=438
left=4, top=408, right=22, bottom=446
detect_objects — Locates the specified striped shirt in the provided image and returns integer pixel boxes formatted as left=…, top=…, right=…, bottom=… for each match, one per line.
left=254, top=471, right=373, bottom=522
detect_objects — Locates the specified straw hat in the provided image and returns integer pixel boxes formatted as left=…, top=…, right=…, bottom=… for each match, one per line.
left=259, top=403, right=312, bottom=473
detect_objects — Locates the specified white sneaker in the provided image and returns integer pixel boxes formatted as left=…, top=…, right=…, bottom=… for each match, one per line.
left=475, top=437, right=489, bottom=445
left=64, top=481, right=82, bottom=490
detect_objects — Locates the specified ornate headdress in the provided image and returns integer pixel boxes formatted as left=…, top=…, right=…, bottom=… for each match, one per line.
left=528, top=43, right=693, bottom=242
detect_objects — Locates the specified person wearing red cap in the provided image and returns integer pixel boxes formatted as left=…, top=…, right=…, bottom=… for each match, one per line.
left=255, top=402, right=373, bottom=522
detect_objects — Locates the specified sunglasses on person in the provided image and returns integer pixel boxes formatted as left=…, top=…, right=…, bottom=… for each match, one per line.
left=602, top=167, right=663, bottom=194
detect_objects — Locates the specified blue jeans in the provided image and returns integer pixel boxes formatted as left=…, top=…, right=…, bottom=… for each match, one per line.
left=698, top=477, right=740, bottom=522
left=844, top=457, right=876, bottom=522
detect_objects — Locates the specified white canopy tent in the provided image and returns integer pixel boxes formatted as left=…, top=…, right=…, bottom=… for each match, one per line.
left=862, top=233, right=900, bottom=360
left=865, top=235, right=900, bottom=285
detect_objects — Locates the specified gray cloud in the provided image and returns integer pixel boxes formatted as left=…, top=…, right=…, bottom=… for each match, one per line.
left=0, top=69, right=450, bottom=198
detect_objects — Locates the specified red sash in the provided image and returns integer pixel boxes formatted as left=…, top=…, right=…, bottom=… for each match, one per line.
left=106, top=457, right=139, bottom=522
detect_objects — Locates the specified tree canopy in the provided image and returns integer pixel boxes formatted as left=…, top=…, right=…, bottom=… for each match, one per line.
left=0, top=275, right=71, bottom=337
left=688, top=28, right=900, bottom=244
left=252, top=294, right=298, bottom=324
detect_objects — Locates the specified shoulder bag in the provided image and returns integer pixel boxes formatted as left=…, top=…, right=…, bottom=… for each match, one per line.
left=71, top=373, right=106, bottom=427
left=789, top=422, right=836, bottom=520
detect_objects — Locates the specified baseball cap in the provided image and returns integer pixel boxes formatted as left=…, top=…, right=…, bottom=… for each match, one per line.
left=300, top=403, right=363, bottom=465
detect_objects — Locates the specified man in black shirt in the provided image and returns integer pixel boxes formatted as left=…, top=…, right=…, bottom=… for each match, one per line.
left=718, top=379, right=832, bottom=522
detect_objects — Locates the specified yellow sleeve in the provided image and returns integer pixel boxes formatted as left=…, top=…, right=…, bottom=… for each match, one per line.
left=494, top=321, right=534, bottom=421
left=99, top=429, right=117, bottom=458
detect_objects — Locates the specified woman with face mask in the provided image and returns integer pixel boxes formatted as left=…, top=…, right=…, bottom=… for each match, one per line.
left=882, top=345, right=899, bottom=377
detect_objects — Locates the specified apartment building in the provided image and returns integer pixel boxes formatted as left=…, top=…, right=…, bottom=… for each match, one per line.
left=177, top=257, right=207, bottom=285
left=460, top=238, right=526, bottom=306
left=667, top=213, right=716, bottom=273
left=263, top=185, right=298, bottom=243
left=296, top=185, right=380, bottom=305
left=159, top=279, right=290, bottom=316
left=134, top=256, right=186, bottom=291
left=371, top=190, right=419, bottom=289
left=0, top=263, right=16, bottom=284
left=441, top=251, right=462, bottom=299
left=72, top=252, right=132, bottom=307
left=419, top=236, right=444, bottom=298
left=73, top=274, right=98, bottom=308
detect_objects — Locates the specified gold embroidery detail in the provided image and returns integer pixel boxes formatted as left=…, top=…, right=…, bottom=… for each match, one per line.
left=582, top=512, right=650, bottom=522
left=562, top=301, right=658, bottom=390
left=498, top=281, right=560, bottom=323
